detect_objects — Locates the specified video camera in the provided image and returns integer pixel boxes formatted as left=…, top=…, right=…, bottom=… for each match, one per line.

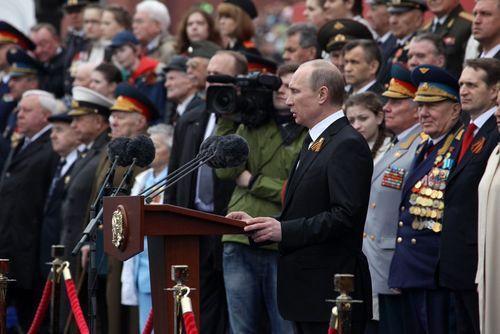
left=206, top=72, right=282, bottom=128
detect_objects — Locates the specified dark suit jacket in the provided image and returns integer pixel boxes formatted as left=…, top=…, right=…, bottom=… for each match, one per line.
left=278, top=116, right=373, bottom=323
left=39, top=49, right=66, bottom=98
left=165, top=95, right=234, bottom=215
left=39, top=158, right=75, bottom=278
left=60, top=130, right=109, bottom=269
left=439, top=115, right=498, bottom=290
left=422, top=5, right=472, bottom=78
left=0, top=130, right=59, bottom=289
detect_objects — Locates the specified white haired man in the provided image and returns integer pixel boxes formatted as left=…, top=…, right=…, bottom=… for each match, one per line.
left=133, top=0, right=176, bottom=64
left=0, top=89, right=59, bottom=331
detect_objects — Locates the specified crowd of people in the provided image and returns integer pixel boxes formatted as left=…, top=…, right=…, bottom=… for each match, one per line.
left=0, top=0, right=498, bottom=333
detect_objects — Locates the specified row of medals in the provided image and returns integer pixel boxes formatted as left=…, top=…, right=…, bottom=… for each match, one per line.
left=408, top=154, right=453, bottom=233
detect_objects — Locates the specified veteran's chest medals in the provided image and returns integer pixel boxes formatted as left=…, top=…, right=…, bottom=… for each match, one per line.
left=408, top=131, right=461, bottom=233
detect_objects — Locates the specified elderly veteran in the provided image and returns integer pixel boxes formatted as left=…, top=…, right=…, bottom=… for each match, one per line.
left=362, top=63, right=424, bottom=334
left=388, top=65, right=463, bottom=334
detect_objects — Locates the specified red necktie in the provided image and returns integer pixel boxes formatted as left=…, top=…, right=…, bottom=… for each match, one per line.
left=458, top=123, right=478, bottom=163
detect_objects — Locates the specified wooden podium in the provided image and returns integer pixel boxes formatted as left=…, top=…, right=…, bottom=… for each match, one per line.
left=102, top=196, right=246, bottom=333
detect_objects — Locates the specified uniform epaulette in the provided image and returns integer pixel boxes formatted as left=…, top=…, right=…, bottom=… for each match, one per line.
left=459, top=11, right=473, bottom=22
left=400, top=132, right=421, bottom=149
left=419, top=132, right=430, bottom=142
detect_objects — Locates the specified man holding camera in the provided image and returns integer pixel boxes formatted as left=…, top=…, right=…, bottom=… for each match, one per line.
left=215, top=63, right=306, bottom=333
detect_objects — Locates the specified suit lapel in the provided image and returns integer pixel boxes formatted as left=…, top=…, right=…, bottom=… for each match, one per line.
left=449, top=116, right=496, bottom=181
left=10, top=131, right=51, bottom=166
left=283, top=117, right=349, bottom=210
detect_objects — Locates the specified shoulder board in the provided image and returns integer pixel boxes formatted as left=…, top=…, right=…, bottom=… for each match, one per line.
left=419, top=132, right=430, bottom=142
left=459, top=11, right=473, bottom=22
left=399, top=132, right=421, bottom=149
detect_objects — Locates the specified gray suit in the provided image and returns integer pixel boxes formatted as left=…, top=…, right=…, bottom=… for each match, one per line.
left=362, top=125, right=423, bottom=298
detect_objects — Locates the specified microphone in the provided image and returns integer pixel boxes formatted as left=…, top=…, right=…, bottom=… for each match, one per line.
left=91, top=137, right=132, bottom=212
left=207, top=134, right=249, bottom=168
left=144, top=134, right=249, bottom=202
left=113, top=134, right=156, bottom=196
left=72, top=135, right=156, bottom=256
left=127, top=134, right=156, bottom=167
left=106, top=137, right=133, bottom=167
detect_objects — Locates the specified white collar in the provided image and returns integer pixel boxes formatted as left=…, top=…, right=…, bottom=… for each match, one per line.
left=61, top=149, right=79, bottom=176
left=480, top=44, right=500, bottom=58
left=431, top=133, right=447, bottom=145
left=308, top=109, right=345, bottom=143
left=147, top=35, right=161, bottom=52
left=433, top=14, right=448, bottom=26
left=353, top=79, right=377, bottom=94
left=397, top=34, right=412, bottom=46
left=396, top=122, right=420, bottom=142
left=378, top=31, right=392, bottom=44
left=176, top=93, right=195, bottom=117
left=26, top=124, right=52, bottom=143
left=470, top=106, right=496, bottom=135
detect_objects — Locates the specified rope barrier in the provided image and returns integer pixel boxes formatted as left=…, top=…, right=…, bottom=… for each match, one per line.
left=142, top=309, right=154, bottom=334
left=27, top=278, right=52, bottom=334
left=180, top=295, right=198, bottom=334
left=62, top=266, right=89, bottom=334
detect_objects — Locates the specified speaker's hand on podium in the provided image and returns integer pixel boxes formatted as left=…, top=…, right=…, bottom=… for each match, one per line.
left=244, top=217, right=282, bottom=243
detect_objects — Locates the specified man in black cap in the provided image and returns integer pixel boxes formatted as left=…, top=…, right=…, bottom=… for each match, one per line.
left=317, top=18, right=373, bottom=73
left=39, top=112, right=80, bottom=285
left=422, top=0, right=472, bottom=77
left=186, top=40, right=222, bottom=94
left=378, top=0, right=426, bottom=83
left=63, top=0, right=89, bottom=95
left=110, top=30, right=166, bottom=122
left=0, top=89, right=59, bottom=331
left=165, top=55, right=204, bottom=124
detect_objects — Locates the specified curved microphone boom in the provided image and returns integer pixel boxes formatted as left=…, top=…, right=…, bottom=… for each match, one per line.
left=144, top=134, right=249, bottom=202
left=141, top=135, right=220, bottom=199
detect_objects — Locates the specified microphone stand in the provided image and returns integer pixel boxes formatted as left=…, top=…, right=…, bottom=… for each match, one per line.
left=145, top=151, right=216, bottom=203
left=71, top=156, right=131, bottom=334
left=140, top=151, right=211, bottom=198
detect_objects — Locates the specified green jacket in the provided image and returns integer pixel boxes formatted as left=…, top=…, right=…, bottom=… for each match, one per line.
left=216, top=118, right=306, bottom=249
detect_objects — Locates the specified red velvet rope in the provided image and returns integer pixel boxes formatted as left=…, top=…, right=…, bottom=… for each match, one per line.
left=142, top=309, right=154, bottom=334
left=64, top=278, right=89, bottom=334
left=27, top=279, right=52, bottom=334
left=182, top=312, right=198, bottom=334
left=328, top=328, right=337, bottom=334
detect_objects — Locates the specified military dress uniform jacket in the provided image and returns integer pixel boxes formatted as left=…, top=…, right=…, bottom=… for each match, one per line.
left=439, top=115, right=498, bottom=290
left=363, top=125, right=424, bottom=296
left=422, top=5, right=472, bottom=78
left=0, top=130, right=59, bottom=289
left=60, top=130, right=109, bottom=267
left=278, top=117, right=373, bottom=324
left=388, top=122, right=463, bottom=289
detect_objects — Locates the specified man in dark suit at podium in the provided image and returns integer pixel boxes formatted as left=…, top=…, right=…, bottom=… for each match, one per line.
left=229, top=59, right=373, bottom=334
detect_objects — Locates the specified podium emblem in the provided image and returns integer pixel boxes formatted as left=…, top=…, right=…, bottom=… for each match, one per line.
left=111, top=205, right=128, bottom=251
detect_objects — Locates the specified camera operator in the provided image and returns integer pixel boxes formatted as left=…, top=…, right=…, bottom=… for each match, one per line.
left=215, top=63, right=306, bottom=333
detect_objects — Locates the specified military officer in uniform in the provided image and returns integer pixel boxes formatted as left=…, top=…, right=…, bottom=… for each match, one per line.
left=317, top=18, right=373, bottom=73
left=388, top=65, right=464, bottom=334
left=0, top=48, right=43, bottom=175
left=378, top=0, right=427, bottom=84
left=422, top=0, right=472, bottom=77
left=0, top=21, right=35, bottom=99
left=363, top=63, right=425, bottom=333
